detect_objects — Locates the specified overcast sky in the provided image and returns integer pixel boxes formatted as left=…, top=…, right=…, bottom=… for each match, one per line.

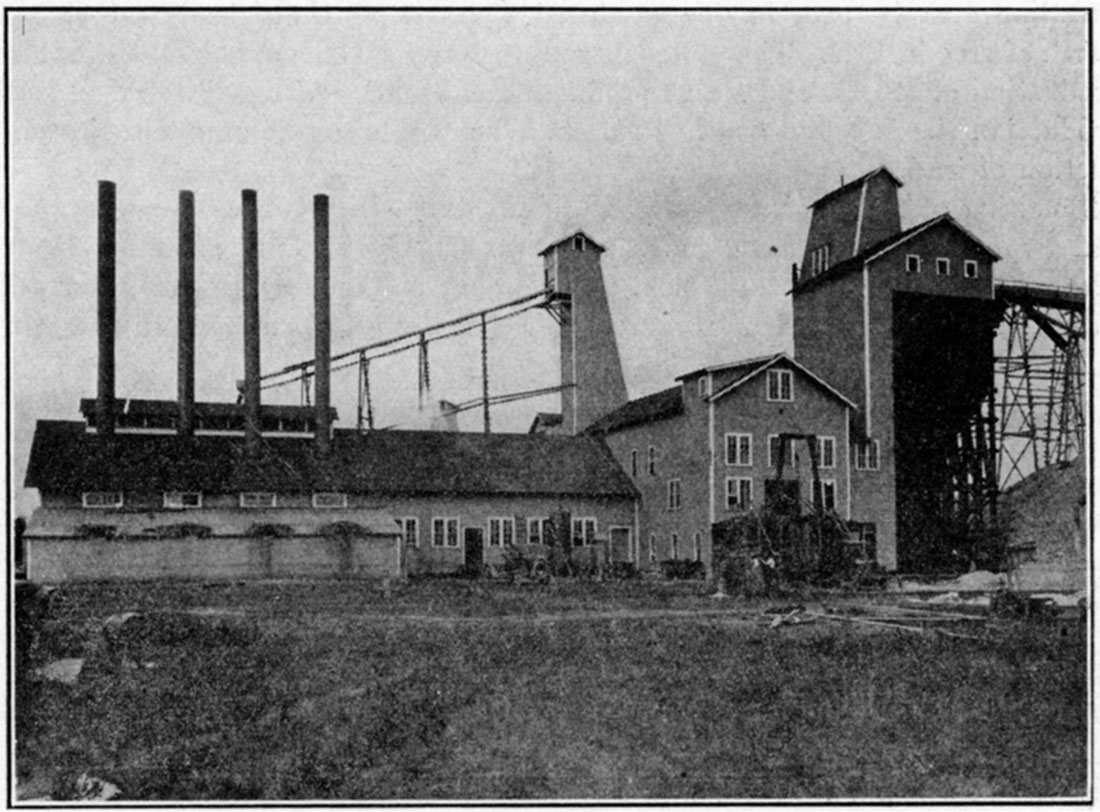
left=7, top=10, right=1089, bottom=515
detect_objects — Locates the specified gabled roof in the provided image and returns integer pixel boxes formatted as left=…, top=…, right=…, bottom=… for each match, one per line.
left=674, top=352, right=779, bottom=382
left=791, top=212, right=1001, bottom=295
left=808, top=166, right=904, bottom=210
left=538, top=229, right=606, bottom=257
left=25, top=421, right=638, bottom=499
left=707, top=353, right=856, bottom=409
left=527, top=412, right=563, bottom=433
left=583, top=386, right=684, bottom=436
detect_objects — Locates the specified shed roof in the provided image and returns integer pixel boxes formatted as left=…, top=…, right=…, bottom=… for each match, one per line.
left=25, top=421, right=637, bottom=499
left=791, top=212, right=1001, bottom=295
left=583, top=386, right=684, bottom=436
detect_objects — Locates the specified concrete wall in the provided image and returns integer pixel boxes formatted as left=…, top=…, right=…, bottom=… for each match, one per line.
left=551, top=238, right=629, bottom=434
left=26, top=534, right=402, bottom=583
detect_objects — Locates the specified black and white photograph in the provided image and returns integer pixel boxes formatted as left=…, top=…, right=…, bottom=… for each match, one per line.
left=8, top=7, right=1090, bottom=802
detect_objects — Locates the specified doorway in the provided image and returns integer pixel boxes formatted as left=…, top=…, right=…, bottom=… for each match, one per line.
left=464, top=527, right=484, bottom=576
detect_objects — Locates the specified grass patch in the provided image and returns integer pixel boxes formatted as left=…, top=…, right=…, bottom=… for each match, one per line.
left=16, top=579, right=1088, bottom=800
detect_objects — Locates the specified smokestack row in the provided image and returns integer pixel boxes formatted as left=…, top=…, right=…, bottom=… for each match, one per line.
left=95, top=184, right=334, bottom=457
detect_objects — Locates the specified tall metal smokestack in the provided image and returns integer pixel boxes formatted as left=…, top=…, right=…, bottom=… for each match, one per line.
left=242, top=189, right=261, bottom=455
left=178, top=190, right=195, bottom=436
left=314, top=194, right=331, bottom=457
left=97, top=180, right=116, bottom=438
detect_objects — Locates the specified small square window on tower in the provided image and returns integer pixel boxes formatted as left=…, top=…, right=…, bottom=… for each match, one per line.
left=963, top=260, right=978, bottom=279
left=906, top=254, right=921, bottom=273
left=573, top=234, right=585, bottom=251
left=936, top=257, right=951, bottom=276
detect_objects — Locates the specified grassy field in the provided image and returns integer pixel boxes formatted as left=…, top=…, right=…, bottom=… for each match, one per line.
left=15, top=578, right=1090, bottom=801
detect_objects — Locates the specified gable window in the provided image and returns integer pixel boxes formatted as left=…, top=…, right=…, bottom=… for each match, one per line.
left=312, top=492, right=347, bottom=509
left=667, top=478, right=683, bottom=511
left=631, top=449, right=638, bottom=478
left=527, top=517, right=549, bottom=546
left=936, top=257, right=951, bottom=276
left=432, top=517, right=459, bottom=548
left=573, top=234, right=585, bottom=251
left=810, top=244, right=831, bottom=276
left=572, top=517, right=597, bottom=547
left=768, top=435, right=793, bottom=470
left=83, top=491, right=123, bottom=509
left=240, top=492, right=276, bottom=509
left=726, top=432, right=752, bottom=466
left=697, top=376, right=710, bottom=398
left=693, top=531, right=702, bottom=561
left=855, top=439, right=881, bottom=471
left=488, top=517, right=515, bottom=548
left=398, top=517, right=419, bottom=547
left=726, top=477, right=753, bottom=511
left=814, top=479, right=838, bottom=512
left=906, top=254, right=921, bottom=274
left=817, top=436, right=836, bottom=469
left=767, top=369, right=793, bottom=402
left=671, top=533, right=680, bottom=560
left=963, top=260, right=978, bottom=279
left=164, top=491, right=202, bottom=509
left=648, top=446, right=657, bottom=476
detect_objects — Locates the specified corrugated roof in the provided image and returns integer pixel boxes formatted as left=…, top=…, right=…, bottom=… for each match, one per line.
left=25, top=421, right=638, bottom=499
left=584, top=386, right=684, bottom=436
left=807, top=166, right=904, bottom=210
left=790, top=212, right=1001, bottom=295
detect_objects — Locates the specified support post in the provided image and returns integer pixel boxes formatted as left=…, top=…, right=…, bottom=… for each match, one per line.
left=481, top=313, right=490, bottom=434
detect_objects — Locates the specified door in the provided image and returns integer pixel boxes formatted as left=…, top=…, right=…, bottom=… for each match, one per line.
left=609, top=526, right=631, bottom=563
left=464, top=527, right=484, bottom=576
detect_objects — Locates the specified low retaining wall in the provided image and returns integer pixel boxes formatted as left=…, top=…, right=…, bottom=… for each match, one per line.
left=26, top=535, right=402, bottom=583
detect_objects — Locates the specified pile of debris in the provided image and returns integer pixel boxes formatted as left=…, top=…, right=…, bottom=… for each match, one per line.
left=999, top=457, right=1086, bottom=591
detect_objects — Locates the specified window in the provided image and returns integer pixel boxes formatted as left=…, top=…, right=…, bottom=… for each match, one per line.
left=768, top=435, right=793, bottom=470
left=814, top=480, right=838, bottom=511
left=432, top=517, right=460, bottom=548
left=572, top=517, right=597, bottom=547
left=817, top=436, right=836, bottom=469
left=697, top=376, right=710, bottom=398
left=163, top=491, right=201, bottom=509
left=906, top=254, right=921, bottom=274
left=648, top=534, right=656, bottom=562
left=240, top=492, right=276, bottom=508
left=810, top=244, right=831, bottom=276
left=767, top=369, right=793, bottom=402
left=855, top=439, right=880, bottom=471
left=631, top=449, right=638, bottom=478
left=527, top=517, right=549, bottom=546
left=726, top=477, right=753, bottom=511
left=667, top=478, right=682, bottom=511
left=648, top=446, right=657, bottom=476
left=83, top=491, right=123, bottom=509
left=964, top=260, right=978, bottom=279
left=573, top=234, right=585, bottom=251
left=398, top=517, right=419, bottom=547
left=488, top=517, right=515, bottom=548
left=693, top=531, right=702, bottom=561
left=726, top=433, right=752, bottom=466
left=312, top=492, right=347, bottom=509
left=671, top=533, right=680, bottom=560
left=936, top=257, right=951, bottom=276
left=544, top=248, right=558, bottom=290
